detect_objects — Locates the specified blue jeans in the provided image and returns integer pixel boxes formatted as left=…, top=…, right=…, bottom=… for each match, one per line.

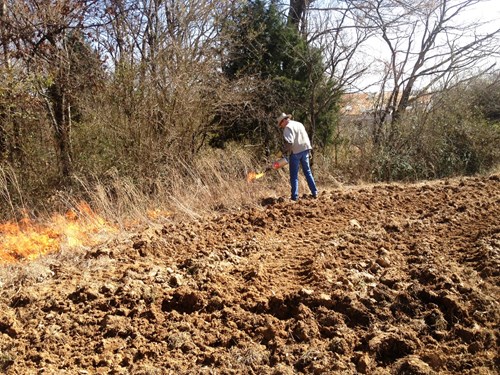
left=289, top=150, right=317, bottom=200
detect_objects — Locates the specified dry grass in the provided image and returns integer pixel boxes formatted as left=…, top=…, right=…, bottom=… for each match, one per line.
left=0, top=164, right=25, bottom=220
left=490, top=164, right=500, bottom=176
left=79, top=146, right=294, bottom=226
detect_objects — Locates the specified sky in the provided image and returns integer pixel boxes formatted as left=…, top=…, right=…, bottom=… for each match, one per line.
left=467, top=0, right=500, bottom=24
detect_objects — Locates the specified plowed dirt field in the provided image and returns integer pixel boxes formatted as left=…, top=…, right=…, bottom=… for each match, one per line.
left=1, top=175, right=499, bottom=374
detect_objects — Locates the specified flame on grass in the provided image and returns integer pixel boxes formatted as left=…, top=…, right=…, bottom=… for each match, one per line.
left=247, top=171, right=265, bottom=183
left=146, top=208, right=172, bottom=220
left=0, top=202, right=118, bottom=263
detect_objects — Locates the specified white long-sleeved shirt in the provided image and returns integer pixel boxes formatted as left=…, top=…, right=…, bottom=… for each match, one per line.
left=283, top=120, right=312, bottom=154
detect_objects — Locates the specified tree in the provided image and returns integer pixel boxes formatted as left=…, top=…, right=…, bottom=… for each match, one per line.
left=220, top=0, right=300, bottom=80
left=301, top=1, right=373, bottom=150
left=350, top=0, right=500, bottom=146
left=214, top=0, right=318, bottom=151
left=288, top=0, right=314, bottom=33
left=93, top=0, right=230, bottom=165
left=3, top=0, right=106, bottom=180
left=0, top=0, right=11, bottom=160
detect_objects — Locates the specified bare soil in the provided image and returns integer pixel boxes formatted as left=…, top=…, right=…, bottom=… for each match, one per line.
left=1, top=175, right=499, bottom=374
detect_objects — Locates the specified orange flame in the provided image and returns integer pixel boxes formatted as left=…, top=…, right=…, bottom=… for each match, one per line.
left=0, top=201, right=117, bottom=263
left=146, top=208, right=172, bottom=220
left=247, top=171, right=265, bottom=183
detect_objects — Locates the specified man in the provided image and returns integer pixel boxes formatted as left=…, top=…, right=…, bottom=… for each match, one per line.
left=277, top=113, right=318, bottom=201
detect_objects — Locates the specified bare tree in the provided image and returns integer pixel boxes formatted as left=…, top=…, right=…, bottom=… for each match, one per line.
left=3, top=0, right=105, bottom=179
left=94, top=0, right=233, bottom=161
left=306, top=2, right=373, bottom=144
left=350, top=0, right=500, bottom=145
left=276, top=1, right=373, bottom=154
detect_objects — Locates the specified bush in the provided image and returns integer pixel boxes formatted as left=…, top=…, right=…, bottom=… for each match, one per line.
left=354, top=79, right=500, bottom=182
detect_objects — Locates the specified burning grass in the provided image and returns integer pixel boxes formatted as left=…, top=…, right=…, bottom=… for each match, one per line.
left=247, top=171, right=265, bottom=183
left=0, top=202, right=118, bottom=263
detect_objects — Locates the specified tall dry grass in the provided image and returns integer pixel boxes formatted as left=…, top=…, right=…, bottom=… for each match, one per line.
left=82, top=145, right=294, bottom=225
left=1, top=143, right=329, bottom=233
left=0, top=164, right=26, bottom=220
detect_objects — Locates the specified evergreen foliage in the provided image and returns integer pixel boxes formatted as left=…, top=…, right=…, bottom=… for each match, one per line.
left=212, top=0, right=337, bottom=153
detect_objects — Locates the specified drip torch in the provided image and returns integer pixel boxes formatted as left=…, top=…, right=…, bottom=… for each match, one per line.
left=247, top=156, right=289, bottom=182
left=265, top=156, right=289, bottom=172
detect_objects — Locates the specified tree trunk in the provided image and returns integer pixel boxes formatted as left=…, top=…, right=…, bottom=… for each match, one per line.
left=308, top=88, right=316, bottom=167
left=288, top=0, right=309, bottom=32
left=0, top=0, right=9, bottom=160
left=47, top=83, right=73, bottom=178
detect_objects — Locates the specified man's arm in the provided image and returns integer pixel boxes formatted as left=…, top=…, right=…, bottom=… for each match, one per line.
left=283, top=127, right=294, bottom=155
